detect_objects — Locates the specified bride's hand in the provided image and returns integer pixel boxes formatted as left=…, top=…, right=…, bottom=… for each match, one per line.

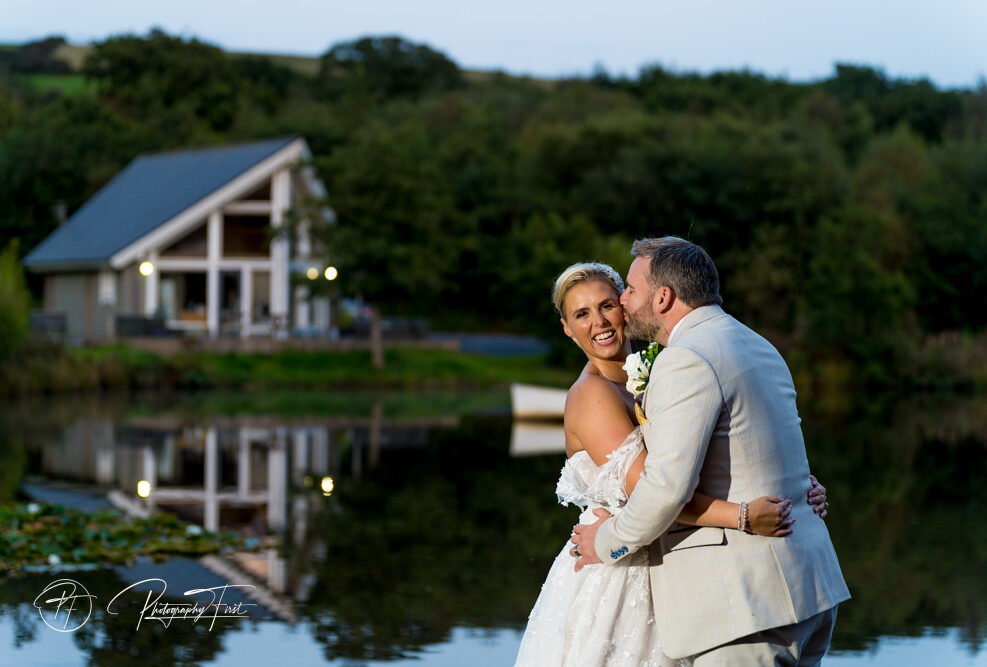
left=808, top=474, right=828, bottom=519
left=747, top=495, right=794, bottom=537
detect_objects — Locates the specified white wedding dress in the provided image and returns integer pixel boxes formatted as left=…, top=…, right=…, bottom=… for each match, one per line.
left=515, top=428, right=675, bottom=667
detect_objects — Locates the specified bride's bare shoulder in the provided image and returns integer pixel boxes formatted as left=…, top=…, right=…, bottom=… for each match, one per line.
left=567, top=370, right=609, bottom=397
left=565, top=371, right=625, bottom=422
left=564, top=370, right=635, bottom=465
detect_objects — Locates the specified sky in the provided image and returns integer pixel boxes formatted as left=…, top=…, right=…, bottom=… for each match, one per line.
left=3, top=0, right=987, bottom=88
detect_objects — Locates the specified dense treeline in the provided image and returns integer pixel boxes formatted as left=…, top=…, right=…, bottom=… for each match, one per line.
left=1, top=29, right=985, bottom=386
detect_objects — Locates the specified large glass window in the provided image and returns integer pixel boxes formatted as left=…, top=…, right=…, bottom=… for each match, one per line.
left=240, top=180, right=271, bottom=201
left=252, top=270, right=271, bottom=321
left=161, top=222, right=208, bottom=257
left=223, top=215, right=270, bottom=257
left=159, top=272, right=207, bottom=323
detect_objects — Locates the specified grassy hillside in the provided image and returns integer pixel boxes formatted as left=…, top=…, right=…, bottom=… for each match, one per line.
left=24, top=40, right=544, bottom=89
left=17, top=72, right=94, bottom=94
left=49, top=40, right=325, bottom=76
left=51, top=42, right=88, bottom=69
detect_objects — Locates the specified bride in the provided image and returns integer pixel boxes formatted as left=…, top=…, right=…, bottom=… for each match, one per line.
left=514, top=262, right=828, bottom=666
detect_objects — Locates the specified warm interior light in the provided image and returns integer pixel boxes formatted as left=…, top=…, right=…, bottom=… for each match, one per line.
left=139, top=261, right=154, bottom=276
left=306, top=267, right=319, bottom=280
left=320, top=476, right=335, bottom=496
left=137, top=480, right=151, bottom=498
left=324, top=266, right=338, bottom=281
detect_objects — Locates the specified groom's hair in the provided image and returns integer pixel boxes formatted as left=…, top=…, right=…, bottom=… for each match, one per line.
left=631, top=236, right=722, bottom=307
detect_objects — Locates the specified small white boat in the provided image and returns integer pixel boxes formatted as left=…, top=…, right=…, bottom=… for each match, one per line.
left=510, top=382, right=568, bottom=420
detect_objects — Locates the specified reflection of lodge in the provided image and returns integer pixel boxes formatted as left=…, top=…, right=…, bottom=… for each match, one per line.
left=37, top=411, right=458, bottom=597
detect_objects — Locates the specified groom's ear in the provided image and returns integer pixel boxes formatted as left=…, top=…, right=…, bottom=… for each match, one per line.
left=652, top=286, right=673, bottom=315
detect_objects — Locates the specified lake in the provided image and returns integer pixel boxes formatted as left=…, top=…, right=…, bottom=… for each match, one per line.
left=1, top=389, right=985, bottom=666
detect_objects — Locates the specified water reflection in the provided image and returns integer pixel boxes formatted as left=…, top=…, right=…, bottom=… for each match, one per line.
left=1, top=566, right=245, bottom=665
left=3, top=394, right=471, bottom=616
left=800, top=393, right=987, bottom=658
left=509, top=421, right=565, bottom=456
left=0, top=390, right=985, bottom=665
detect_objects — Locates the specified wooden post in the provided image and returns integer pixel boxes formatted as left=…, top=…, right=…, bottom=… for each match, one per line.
left=238, top=428, right=250, bottom=497
left=204, top=427, right=219, bottom=531
left=240, top=267, right=252, bottom=339
left=370, top=305, right=384, bottom=369
left=269, top=169, right=291, bottom=339
left=207, top=211, right=222, bottom=337
left=143, top=252, right=159, bottom=317
left=369, top=403, right=382, bottom=469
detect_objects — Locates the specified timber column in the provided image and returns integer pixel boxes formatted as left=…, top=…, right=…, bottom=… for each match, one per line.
left=269, top=169, right=292, bottom=338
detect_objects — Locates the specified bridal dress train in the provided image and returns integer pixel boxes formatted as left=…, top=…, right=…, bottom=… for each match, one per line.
left=516, top=429, right=679, bottom=667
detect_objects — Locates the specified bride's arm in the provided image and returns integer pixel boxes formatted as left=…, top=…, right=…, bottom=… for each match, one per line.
left=564, top=376, right=636, bottom=465
left=682, top=477, right=830, bottom=534
left=677, top=491, right=793, bottom=536
left=569, top=381, right=828, bottom=537
left=623, top=451, right=800, bottom=537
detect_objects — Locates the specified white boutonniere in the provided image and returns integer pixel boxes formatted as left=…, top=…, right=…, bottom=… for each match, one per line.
left=623, top=342, right=661, bottom=425
left=623, top=342, right=661, bottom=399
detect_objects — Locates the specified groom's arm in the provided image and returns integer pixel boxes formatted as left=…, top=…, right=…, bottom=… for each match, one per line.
left=593, top=345, right=722, bottom=562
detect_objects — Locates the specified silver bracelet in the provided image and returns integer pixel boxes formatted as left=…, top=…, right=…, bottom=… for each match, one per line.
left=738, top=501, right=748, bottom=533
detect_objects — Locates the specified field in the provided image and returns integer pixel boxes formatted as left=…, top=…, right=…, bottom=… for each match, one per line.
left=17, top=72, right=95, bottom=94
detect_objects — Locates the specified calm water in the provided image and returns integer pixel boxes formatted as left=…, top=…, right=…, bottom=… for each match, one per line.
left=1, top=389, right=985, bottom=666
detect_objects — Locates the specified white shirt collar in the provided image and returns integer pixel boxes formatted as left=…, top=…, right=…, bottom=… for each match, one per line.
left=666, top=319, right=684, bottom=345
left=665, top=305, right=725, bottom=345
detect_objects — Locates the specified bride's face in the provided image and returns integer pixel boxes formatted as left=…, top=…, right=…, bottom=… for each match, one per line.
left=560, top=280, right=628, bottom=361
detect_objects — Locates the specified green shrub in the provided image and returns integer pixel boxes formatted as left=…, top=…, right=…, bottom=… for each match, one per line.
left=0, top=241, right=29, bottom=360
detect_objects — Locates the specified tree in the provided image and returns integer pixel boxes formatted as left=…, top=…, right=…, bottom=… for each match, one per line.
left=824, top=64, right=963, bottom=143
left=313, top=115, right=473, bottom=314
left=0, top=36, right=73, bottom=74
left=489, top=212, right=632, bottom=353
left=231, top=54, right=299, bottom=114
left=316, top=36, right=461, bottom=102
left=0, top=95, right=146, bottom=257
left=82, top=28, right=241, bottom=131
left=0, top=241, right=30, bottom=360
left=800, top=205, right=917, bottom=382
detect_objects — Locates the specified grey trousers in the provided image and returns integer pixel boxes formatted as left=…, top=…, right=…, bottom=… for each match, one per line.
left=688, top=606, right=838, bottom=666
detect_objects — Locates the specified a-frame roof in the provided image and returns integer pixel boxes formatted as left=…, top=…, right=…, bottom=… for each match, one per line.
left=24, top=136, right=300, bottom=270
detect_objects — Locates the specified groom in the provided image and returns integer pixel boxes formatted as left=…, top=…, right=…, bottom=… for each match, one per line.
left=571, top=237, right=850, bottom=665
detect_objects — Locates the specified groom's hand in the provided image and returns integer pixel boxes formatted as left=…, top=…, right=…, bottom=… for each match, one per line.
left=570, top=508, right=611, bottom=572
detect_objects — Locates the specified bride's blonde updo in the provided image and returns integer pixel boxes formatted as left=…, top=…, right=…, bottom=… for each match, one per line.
left=552, top=262, right=625, bottom=317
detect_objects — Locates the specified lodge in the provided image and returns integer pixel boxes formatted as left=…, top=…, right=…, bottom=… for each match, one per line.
left=23, top=136, right=335, bottom=342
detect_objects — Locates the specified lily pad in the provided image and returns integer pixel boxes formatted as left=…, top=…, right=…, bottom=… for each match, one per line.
left=0, top=502, right=259, bottom=574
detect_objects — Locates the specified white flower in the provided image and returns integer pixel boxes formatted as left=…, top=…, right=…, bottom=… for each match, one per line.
left=26, top=503, right=41, bottom=514
left=48, top=554, right=62, bottom=566
left=623, top=342, right=662, bottom=400
left=186, top=524, right=203, bottom=536
left=623, top=351, right=650, bottom=398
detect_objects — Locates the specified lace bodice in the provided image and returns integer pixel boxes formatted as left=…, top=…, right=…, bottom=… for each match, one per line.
left=555, top=429, right=644, bottom=514
left=516, top=427, right=667, bottom=666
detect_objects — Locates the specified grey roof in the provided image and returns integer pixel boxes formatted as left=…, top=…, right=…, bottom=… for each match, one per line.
left=23, top=136, right=298, bottom=270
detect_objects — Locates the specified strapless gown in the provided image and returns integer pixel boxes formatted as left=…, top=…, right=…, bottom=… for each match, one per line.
left=515, top=429, right=671, bottom=666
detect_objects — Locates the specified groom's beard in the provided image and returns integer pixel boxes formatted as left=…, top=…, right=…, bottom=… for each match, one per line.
left=624, top=306, right=661, bottom=343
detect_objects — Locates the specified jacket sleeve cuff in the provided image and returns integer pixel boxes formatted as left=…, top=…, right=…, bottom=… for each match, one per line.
left=594, top=518, right=634, bottom=563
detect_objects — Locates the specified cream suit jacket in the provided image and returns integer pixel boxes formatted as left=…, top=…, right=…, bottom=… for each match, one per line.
left=594, top=305, right=850, bottom=659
